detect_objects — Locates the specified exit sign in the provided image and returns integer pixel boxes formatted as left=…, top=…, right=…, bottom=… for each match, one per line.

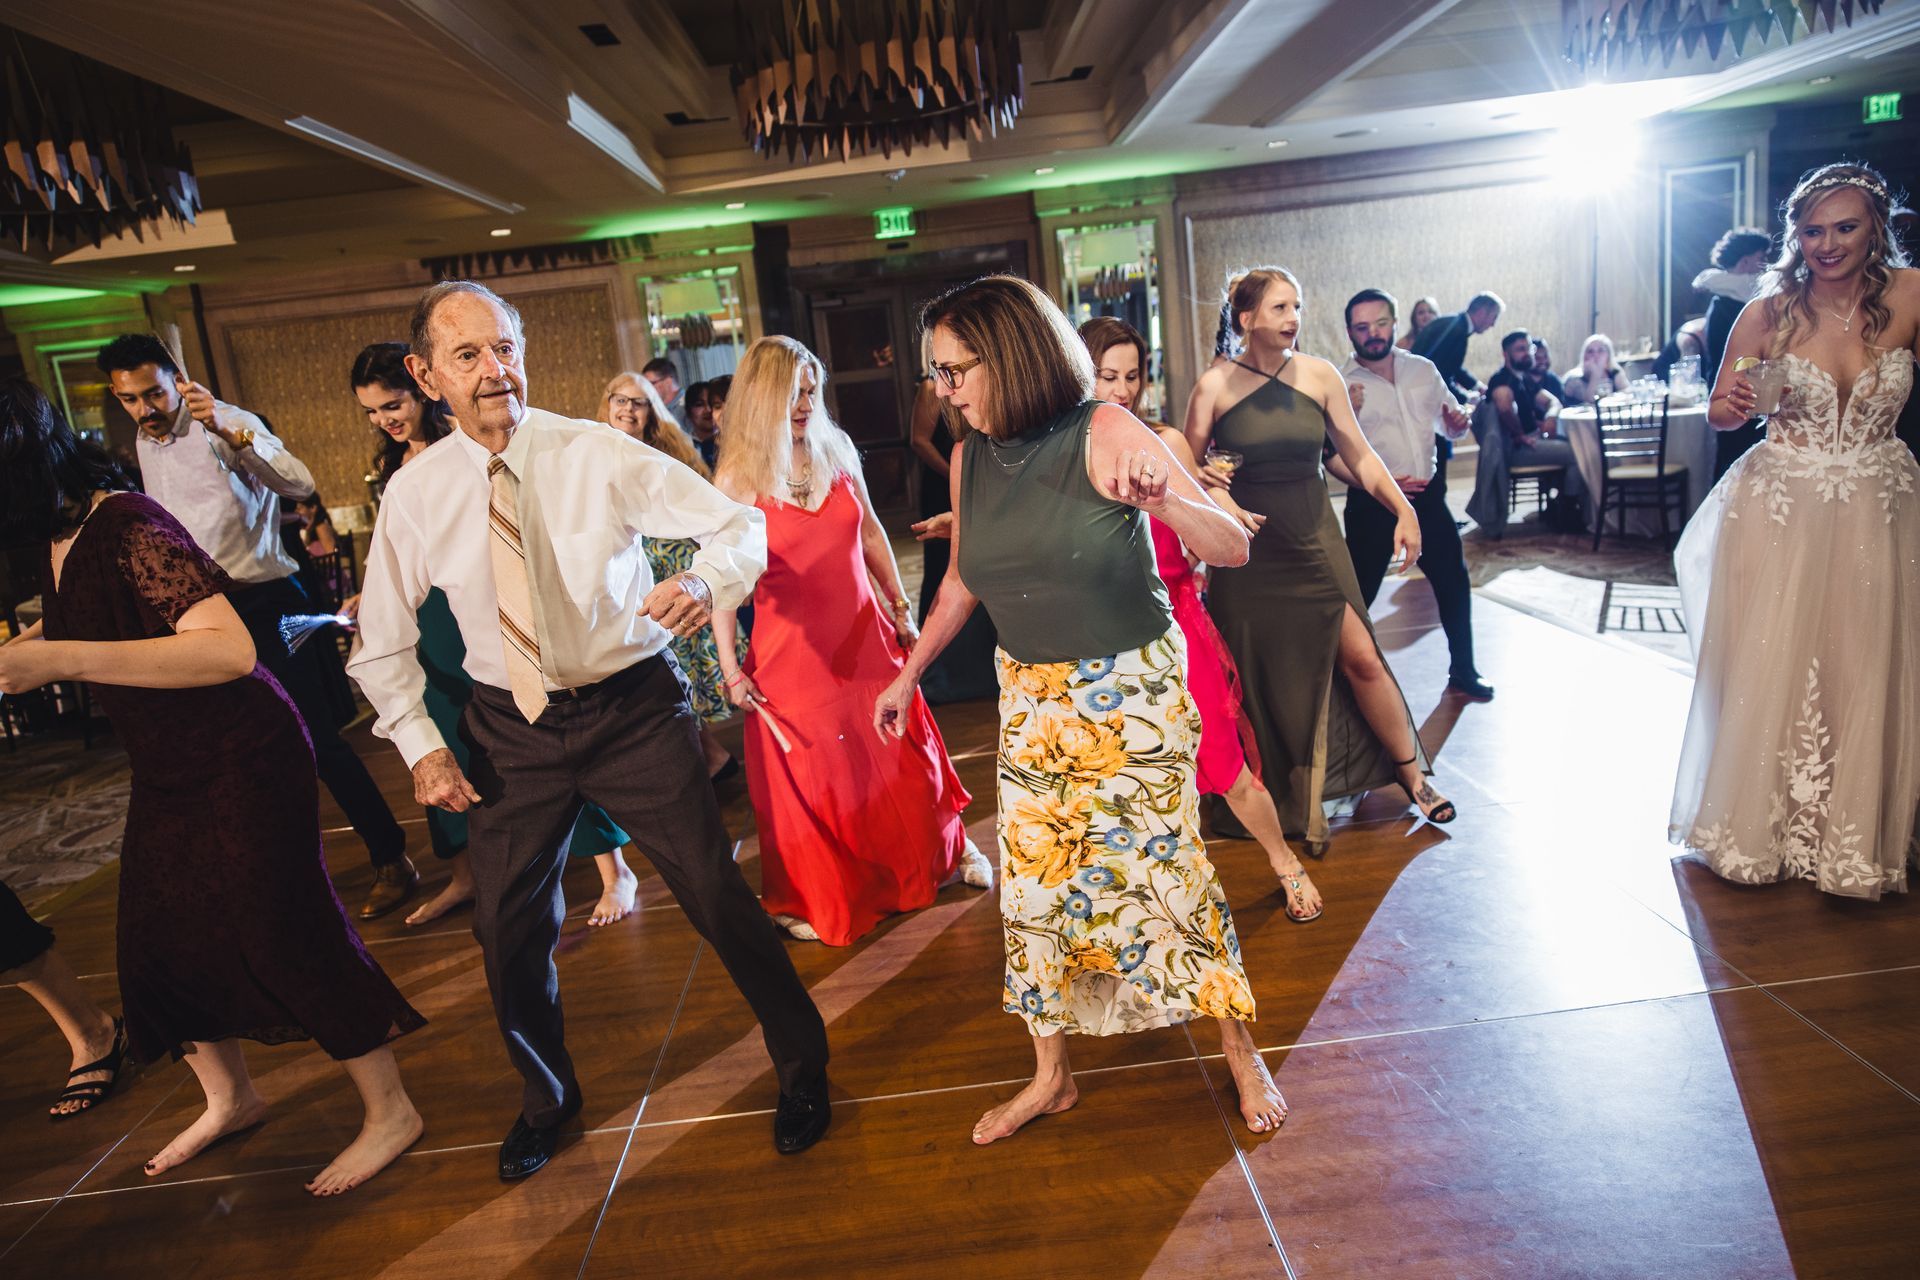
left=873, top=206, right=916, bottom=239
left=1863, top=92, right=1902, bottom=124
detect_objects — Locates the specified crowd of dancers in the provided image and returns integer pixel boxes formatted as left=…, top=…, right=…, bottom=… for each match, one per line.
left=0, top=157, right=1914, bottom=1201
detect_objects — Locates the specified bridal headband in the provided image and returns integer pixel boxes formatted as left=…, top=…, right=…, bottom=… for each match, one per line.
left=1798, top=173, right=1890, bottom=203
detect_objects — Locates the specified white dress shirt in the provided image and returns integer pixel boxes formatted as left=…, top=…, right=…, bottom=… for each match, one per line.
left=1339, top=349, right=1461, bottom=483
left=345, top=407, right=767, bottom=767
left=134, top=398, right=315, bottom=585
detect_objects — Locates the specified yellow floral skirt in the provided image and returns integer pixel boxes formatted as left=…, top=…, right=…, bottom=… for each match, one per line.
left=996, top=625, right=1255, bottom=1036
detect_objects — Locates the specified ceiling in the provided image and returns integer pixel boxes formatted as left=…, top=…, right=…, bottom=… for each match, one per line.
left=3, top=0, right=1917, bottom=293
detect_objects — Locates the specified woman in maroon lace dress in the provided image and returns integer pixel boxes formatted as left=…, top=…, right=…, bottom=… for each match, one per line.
left=0, top=379, right=424, bottom=1197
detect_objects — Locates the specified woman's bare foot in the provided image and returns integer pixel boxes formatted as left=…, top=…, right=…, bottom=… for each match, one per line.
left=589, top=865, right=640, bottom=927
left=404, top=869, right=474, bottom=927
left=1220, top=1026, right=1287, bottom=1134
left=1267, top=851, right=1323, bottom=922
left=971, top=1073, right=1078, bottom=1145
left=144, top=1093, right=269, bottom=1177
left=305, top=1105, right=424, bottom=1196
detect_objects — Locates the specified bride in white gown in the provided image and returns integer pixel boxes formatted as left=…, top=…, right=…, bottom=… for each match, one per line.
left=1672, top=161, right=1920, bottom=900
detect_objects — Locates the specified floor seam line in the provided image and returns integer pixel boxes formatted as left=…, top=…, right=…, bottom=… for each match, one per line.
left=1180, top=1024, right=1295, bottom=1279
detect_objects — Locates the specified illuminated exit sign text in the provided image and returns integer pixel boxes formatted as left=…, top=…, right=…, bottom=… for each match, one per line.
left=1863, top=92, right=1902, bottom=124
left=874, top=206, right=917, bottom=239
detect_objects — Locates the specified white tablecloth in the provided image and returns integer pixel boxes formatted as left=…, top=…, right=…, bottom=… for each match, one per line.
left=1560, top=403, right=1714, bottom=537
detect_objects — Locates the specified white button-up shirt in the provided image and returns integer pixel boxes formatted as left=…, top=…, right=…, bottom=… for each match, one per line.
left=345, top=407, right=767, bottom=767
left=134, top=399, right=315, bottom=585
left=1338, top=349, right=1460, bottom=483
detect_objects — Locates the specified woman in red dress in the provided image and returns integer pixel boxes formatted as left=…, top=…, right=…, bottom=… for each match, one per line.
left=0, top=379, right=424, bottom=1195
left=713, top=337, right=989, bottom=945
left=1080, top=319, right=1322, bottom=921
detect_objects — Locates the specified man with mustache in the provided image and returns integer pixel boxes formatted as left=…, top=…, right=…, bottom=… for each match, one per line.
left=1339, top=291, right=1491, bottom=701
left=345, top=281, right=830, bottom=1181
left=98, top=334, right=412, bottom=918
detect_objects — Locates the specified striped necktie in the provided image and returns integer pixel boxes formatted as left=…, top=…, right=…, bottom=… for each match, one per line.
left=487, top=455, right=547, bottom=723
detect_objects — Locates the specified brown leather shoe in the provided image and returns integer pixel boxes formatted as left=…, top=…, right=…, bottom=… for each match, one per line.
left=359, top=856, right=420, bottom=920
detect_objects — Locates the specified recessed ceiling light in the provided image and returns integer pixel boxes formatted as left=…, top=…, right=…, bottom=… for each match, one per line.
left=1033, top=166, right=1055, bottom=175
left=1266, top=139, right=1290, bottom=148
left=172, top=264, right=196, bottom=272
left=490, top=227, right=512, bottom=237
left=725, top=201, right=747, bottom=210
left=1808, top=75, right=1835, bottom=85
left=1333, top=128, right=1377, bottom=138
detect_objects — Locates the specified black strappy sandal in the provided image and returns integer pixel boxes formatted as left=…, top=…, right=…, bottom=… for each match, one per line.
left=1393, top=755, right=1456, bottom=825
left=49, top=1017, right=128, bottom=1121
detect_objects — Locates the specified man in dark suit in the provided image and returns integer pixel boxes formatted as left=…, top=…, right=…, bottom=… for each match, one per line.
left=1411, top=292, right=1504, bottom=465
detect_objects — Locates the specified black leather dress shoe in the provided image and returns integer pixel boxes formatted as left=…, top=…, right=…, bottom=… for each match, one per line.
left=499, top=1115, right=562, bottom=1181
left=773, top=1077, right=831, bottom=1155
left=1448, top=675, right=1495, bottom=701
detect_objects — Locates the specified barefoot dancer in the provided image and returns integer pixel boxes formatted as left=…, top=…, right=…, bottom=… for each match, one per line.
left=876, top=276, right=1288, bottom=1142
left=0, top=380, right=424, bottom=1196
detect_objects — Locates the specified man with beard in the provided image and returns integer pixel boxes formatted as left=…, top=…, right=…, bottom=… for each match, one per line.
left=346, top=281, right=830, bottom=1180
left=98, top=334, right=413, bottom=919
left=1339, top=291, right=1491, bottom=701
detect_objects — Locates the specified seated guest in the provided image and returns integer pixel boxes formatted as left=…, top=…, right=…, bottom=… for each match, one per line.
left=1477, top=329, right=1586, bottom=529
left=1561, top=334, right=1628, bottom=406
left=295, top=494, right=337, bottom=554
left=1396, top=296, right=1440, bottom=352
left=1528, top=338, right=1566, bottom=403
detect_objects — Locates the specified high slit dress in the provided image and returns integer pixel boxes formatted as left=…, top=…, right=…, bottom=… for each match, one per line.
left=1204, top=359, right=1429, bottom=854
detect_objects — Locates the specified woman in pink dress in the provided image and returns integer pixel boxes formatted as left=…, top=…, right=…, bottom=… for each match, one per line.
left=712, top=336, right=990, bottom=945
left=1081, top=319, right=1322, bottom=921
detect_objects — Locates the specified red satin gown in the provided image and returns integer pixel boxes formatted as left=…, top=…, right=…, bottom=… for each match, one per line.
left=744, top=476, right=971, bottom=945
left=1151, top=516, right=1262, bottom=795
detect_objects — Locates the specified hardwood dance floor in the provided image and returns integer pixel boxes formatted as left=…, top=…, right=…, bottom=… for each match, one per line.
left=5, top=584, right=1919, bottom=1278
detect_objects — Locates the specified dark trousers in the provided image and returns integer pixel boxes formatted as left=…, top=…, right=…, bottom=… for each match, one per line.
left=1343, top=469, right=1479, bottom=682
left=460, top=653, right=829, bottom=1128
left=230, top=577, right=406, bottom=869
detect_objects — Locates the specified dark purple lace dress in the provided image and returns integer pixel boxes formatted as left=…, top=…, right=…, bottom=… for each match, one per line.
left=41, top=494, right=424, bottom=1064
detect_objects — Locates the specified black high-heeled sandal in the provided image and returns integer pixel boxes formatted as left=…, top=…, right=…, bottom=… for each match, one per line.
left=1393, top=755, right=1456, bottom=825
left=50, top=1016, right=128, bottom=1121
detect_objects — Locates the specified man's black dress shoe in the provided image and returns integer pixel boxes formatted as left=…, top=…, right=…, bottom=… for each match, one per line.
left=1448, top=675, right=1495, bottom=701
left=499, top=1114, right=563, bottom=1181
left=773, top=1077, right=831, bottom=1155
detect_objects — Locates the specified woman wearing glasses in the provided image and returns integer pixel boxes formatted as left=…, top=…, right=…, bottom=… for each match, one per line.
left=875, top=276, right=1287, bottom=1143
left=713, top=337, right=988, bottom=945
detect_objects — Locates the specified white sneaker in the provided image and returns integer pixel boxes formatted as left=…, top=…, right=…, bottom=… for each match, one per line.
left=770, top=913, right=819, bottom=941
left=958, top=841, right=994, bottom=890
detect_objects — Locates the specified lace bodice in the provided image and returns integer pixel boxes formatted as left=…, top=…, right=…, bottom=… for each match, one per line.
left=1769, top=348, right=1912, bottom=452
left=1735, top=347, right=1917, bottom=524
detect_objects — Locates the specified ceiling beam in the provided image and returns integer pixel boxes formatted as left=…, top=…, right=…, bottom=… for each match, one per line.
left=1110, top=0, right=1263, bottom=145
left=1243, top=0, right=1471, bottom=129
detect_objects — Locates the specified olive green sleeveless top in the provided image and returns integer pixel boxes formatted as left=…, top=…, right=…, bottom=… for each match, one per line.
left=957, top=400, right=1170, bottom=664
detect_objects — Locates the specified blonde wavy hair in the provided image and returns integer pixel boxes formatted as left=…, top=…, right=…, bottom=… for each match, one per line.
left=713, top=336, right=860, bottom=505
left=1215, top=265, right=1303, bottom=356
left=599, top=371, right=706, bottom=477
left=1759, top=161, right=1910, bottom=357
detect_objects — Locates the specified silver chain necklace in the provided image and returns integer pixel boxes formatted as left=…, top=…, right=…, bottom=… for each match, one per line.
left=1821, top=290, right=1864, bottom=333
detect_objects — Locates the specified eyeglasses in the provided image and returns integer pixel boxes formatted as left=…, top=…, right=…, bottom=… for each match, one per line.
left=608, top=394, right=649, bottom=411
left=929, top=356, right=984, bottom=390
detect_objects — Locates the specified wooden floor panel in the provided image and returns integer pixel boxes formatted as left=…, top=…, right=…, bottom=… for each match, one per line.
left=7, top=581, right=1920, bottom=1277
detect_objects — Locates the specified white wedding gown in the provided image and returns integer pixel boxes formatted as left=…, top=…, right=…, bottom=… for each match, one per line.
left=1671, top=346, right=1920, bottom=899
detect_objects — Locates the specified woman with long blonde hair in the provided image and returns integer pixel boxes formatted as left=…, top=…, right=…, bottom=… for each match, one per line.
left=713, top=337, right=987, bottom=945
left=1672, top=160, right=1920, bottom=898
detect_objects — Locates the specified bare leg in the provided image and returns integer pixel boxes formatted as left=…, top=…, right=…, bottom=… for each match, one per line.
left=972, top=1031, right=1078, bottom=1145
left=1220, top=768, right=1322, bottom=920
left=588, top=849, right=640, bottom=927
left=305, top=1045, right=423, bottom=1196
left=700, top=726, right=734, bottom=777
left=10, top=947, right=119, bottom=1117
left=1335, top=605, right=1450, bottom=816
left=1217, top=1018, right=1288, bottom=1133
left=145, top=1039, right=269, bottom=1177
left=405, top=848, right=475, bottom=927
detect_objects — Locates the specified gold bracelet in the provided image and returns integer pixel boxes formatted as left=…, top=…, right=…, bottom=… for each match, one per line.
left=891, top=597, right=909, bottom=613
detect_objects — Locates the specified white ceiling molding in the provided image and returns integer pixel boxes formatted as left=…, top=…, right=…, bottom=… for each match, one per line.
left=282, top=116, right=524, bottom=214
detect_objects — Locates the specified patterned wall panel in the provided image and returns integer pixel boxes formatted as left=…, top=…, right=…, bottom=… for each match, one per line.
left=1189, top=184, right=1592, bottom=388
left=220, top=285, right=622, bottom=509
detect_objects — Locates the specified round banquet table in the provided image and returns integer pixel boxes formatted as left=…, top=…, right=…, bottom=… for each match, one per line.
left=1559, top=401, right=1715, bottom=537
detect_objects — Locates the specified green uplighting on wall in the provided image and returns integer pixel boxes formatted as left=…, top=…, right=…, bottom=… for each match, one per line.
left=0, top=284, right=115, bottom=307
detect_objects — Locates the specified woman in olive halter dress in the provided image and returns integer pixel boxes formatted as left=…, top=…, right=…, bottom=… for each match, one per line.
left=876, top=275, right=1290, bottom=1145
left=1186, top=268, right=1454, bottom=856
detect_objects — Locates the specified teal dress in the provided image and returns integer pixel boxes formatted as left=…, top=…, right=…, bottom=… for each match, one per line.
left=415, top=588, right=627, bottom=861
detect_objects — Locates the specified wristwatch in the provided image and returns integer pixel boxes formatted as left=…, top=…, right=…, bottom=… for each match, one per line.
left=228, top=427, right=257, bottom=452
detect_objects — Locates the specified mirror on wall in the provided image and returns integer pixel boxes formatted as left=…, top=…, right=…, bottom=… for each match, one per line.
left=1663, top=160, right=1750, bottom=343
left=640, top=266, right=746, bottom=384
left=1057, top=219, right=1165, bottom=421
